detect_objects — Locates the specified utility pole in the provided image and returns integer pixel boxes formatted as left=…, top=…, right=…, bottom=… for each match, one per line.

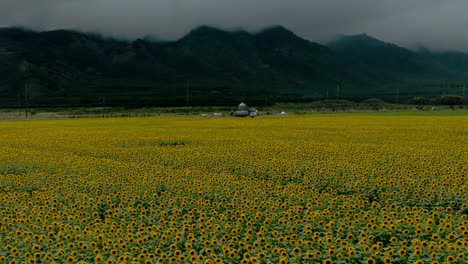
left=463, top=84, right=465, bottom=97
left=336, top=84, right=340, bottom=99
left=24, top=82, right=30, bottom=119
left=326, top=87, right=329, bottom=99
left=17, top=89, right=21, bottom=118
left=396, top=87, right=399, bottom=105
left=19, top=61, right=30, bottom=119
left=185, top=81, right=190, bottom=106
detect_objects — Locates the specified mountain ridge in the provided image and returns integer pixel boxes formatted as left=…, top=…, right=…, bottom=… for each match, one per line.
left=0, top=26, right=467, bottom=107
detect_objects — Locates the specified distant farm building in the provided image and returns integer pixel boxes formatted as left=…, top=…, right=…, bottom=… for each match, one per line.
left=232, top=102, right=258, bottom=117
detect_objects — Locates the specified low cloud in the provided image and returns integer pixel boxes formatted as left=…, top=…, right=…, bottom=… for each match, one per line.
left=1, top=0, right=467, bottom=51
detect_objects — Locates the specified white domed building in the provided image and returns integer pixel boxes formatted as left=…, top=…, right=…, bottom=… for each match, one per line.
left=232, top=102, right=258, bottom=117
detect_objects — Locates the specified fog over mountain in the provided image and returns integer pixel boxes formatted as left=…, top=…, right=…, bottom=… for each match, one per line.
left=1, top=0, right=467, bottom=51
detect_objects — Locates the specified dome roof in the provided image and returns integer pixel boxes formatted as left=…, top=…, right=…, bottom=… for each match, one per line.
left=238, top=102, right=248, bottom=110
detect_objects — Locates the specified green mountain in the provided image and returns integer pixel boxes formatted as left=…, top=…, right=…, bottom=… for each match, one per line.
left=0, top=27, right=467, bottom=107
left=327, top=34, right=468, bottom=98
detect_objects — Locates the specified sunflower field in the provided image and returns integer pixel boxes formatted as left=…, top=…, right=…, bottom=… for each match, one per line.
left=0, top=114, right=466, bottom=264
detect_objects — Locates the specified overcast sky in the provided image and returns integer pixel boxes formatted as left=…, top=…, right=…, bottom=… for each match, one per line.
left=1, top=0, right=467, bottom=51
